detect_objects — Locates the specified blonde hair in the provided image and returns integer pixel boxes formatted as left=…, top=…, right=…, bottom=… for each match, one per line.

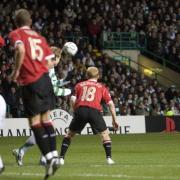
left=51, top=46, right=61, bottom=58
left=87, top=67, right=99, bottom=79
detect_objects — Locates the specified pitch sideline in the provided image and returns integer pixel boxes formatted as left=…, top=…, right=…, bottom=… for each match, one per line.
left=2, top=172, right=179, bottom=179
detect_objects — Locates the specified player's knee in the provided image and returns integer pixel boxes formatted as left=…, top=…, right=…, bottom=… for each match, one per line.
left=26, top=135, right=37, bottom=145
left=65, top=130, right=75, bottom=138
left=29, top=114, right=41, bottom=126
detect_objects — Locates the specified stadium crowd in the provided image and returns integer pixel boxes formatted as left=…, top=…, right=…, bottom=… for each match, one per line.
left=0, top=0, right=179, bottom=117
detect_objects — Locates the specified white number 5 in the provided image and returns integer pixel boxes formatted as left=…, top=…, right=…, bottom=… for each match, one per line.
left=28, top=37, right=43, bottom=61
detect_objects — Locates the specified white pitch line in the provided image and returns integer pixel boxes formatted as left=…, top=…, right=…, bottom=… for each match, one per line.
left=74, top=173, right=179, bottom=180
left=8, top=164, right=180, bottom=168
left=91, top=164, right=180, bottom=168
left=3, top=172, right=180, bottom=180
left=4, top=172, right=42, bottom=177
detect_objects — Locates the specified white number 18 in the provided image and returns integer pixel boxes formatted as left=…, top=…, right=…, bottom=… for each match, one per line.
left=81, top=86, right=96, bottom=101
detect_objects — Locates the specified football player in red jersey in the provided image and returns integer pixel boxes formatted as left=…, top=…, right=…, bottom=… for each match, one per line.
left=9, top=9, right=59, bottom=179
left=12, top=47, right=71, bottom=167
left=59, top=66, right=119, bottom=165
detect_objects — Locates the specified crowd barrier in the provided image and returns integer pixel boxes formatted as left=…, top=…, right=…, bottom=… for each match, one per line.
left=0, top=109, right=179, bottom=137
left=145, top=116, right=180, bottom=132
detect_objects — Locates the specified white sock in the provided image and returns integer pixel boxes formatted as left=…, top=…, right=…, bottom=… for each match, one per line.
left=45, top=152, right=53, bottom=161
left=40, top=156, right=47, bottom=163
left=52, top=150, right=58, bottom=158
left=0, top=156, right=4, bottom=169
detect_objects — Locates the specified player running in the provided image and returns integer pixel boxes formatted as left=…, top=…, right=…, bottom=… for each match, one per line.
left=59, top=66, right=119, bottom=165
left=9, top=9, right=60, bottom=179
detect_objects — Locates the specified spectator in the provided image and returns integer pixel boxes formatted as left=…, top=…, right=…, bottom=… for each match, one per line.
left=0, top=0, right=179, bottom=117
left=165, top=85, right=177, bottom=101
left=88, top=18, right=101, bottom=48
left=5, top=86, right=19, bottom=117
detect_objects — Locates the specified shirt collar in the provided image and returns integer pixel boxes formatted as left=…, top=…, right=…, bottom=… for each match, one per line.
left=88, top=79, right=97, bottom=82
left=20, top=26, right=30, bottom=29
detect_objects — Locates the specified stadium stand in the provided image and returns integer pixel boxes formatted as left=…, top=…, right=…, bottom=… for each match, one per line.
left=0, top=0, right=179, bottom=117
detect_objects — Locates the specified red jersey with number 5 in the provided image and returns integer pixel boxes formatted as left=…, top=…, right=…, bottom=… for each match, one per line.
left=9, top=26, right=54, bottom=85
left=74, top=79, right=112, bottom=111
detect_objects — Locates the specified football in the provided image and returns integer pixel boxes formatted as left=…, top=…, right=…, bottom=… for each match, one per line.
left=63, top=42, right=78, bottom=56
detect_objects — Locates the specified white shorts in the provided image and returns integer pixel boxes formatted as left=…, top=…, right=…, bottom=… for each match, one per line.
left=0, top=95, right=6, bottom=128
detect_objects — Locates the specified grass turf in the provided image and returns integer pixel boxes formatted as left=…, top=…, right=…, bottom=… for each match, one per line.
left=0, top=133, right=180, bottom=180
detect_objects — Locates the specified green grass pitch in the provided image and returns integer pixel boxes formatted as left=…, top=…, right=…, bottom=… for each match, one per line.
left=0, top=133, right=180, bottom=180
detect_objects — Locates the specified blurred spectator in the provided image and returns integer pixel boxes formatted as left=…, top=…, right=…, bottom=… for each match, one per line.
left=5, top=86, right=19, bottom=117
left=135, top=101, right=147, bottom=115
left=88, top=18, right=101, bottom=48
left=0, top=0, right=179, bottom=117
left=165, top=85, right=177, bottom=101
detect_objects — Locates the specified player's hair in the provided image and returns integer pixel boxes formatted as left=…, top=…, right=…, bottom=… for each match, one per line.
left=87, top=67, right=99, bottom=79
left=15, top=9, right=31, bottom=27
left=51, top=46, right=61, bottom=58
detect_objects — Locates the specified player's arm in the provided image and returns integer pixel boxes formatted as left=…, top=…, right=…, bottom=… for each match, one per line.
left=70, top=84, right=79, bottom=111
left=108, top=101, right=119, bottom=130
left=70, top=95, right=76, bottom=110
left=103, top=88, right=119, bottom=130
left=11, top=43, right=25, bottom=82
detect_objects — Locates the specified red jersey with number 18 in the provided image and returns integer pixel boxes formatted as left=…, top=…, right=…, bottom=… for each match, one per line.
left=74, top=79, right=112, bottom=112
left=9, top=26, right=54, bottom=85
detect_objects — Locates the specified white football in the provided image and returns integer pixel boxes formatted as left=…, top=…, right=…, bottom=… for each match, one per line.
left=63, top=42, right=78, bottom=56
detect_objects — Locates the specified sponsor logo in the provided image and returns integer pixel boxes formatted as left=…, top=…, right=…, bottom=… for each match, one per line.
left=50, top=109, right=72, bottom=123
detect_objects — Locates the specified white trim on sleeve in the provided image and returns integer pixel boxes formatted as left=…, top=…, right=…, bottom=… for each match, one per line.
left=45, top=54, right=55, bottom=60
left=107, top=100, right=113, bottom=105
left=14, top=40, right=23, bottom=48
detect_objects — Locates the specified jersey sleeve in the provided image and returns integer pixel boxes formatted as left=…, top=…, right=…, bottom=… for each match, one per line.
left=102, top=86, right=112, bottom=105
left=8, top=31, right=23, bottom=48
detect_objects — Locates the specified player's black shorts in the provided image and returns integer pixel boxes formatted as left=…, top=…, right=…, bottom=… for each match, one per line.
left=69, top=106, right=107, bottom=134
left=21, top=73, right=56, bottom=117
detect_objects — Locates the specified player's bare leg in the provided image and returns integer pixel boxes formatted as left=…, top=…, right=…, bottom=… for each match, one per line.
left=59, top=130, right=76, bottom=165
left=100, top=129, right=115, bottom=165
